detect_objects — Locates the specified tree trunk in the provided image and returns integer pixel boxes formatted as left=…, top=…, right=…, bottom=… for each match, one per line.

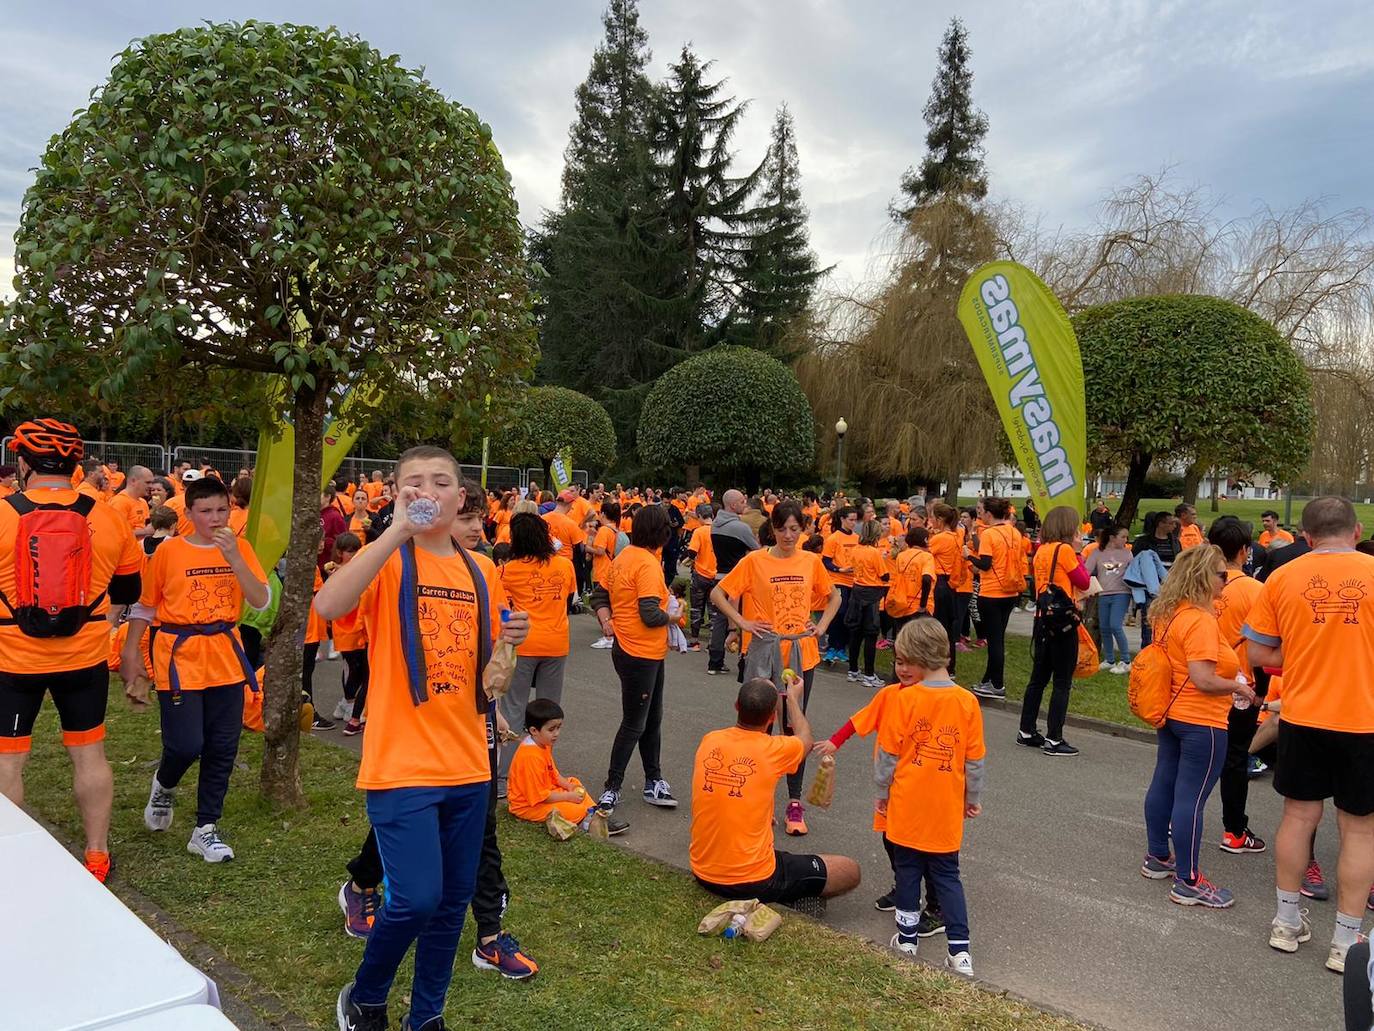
left=1116, top=451, right=1154, bottom=531
left=743, top=466, right=761, bottom=496
left=684, top=463, right=701, bottom=489
left=1182, top=461, right=1204, bottom=505
left=260, top=381, right=328, bottom=808
left=944, top=465, right=959, bottom=506
left=1210, top=468, right=1222, bottom=512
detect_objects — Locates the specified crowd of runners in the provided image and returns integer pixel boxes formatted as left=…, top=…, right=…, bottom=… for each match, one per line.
left=0, top=416, right=1370, bottom=1031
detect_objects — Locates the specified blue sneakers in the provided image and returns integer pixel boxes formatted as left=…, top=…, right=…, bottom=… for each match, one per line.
left=472, top=931, right=539, bottom=979
left=1140, top=854, right=1176, bottom=879
left=1169, top=875, right=1234, bottom=908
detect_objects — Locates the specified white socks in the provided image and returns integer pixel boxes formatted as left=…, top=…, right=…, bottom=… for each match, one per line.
left=1333, top=911, right=1363, bottom=949
left=1274, top=888, right=1301, bottom=927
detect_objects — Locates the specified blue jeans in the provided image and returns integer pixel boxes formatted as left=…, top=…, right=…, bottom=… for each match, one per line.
left=1098, top=593, right=1130, bottom=663
left=353, top=782, right=489, bottom=1024
left=1144, top=719, right=1227, bottom=883
left=892, top=844, right=970, bottom=955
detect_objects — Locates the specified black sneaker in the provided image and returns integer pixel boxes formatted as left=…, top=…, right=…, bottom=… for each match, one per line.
left=873, top=891, right=896, bottom=912
left=1042, top=739, right=1079, bottom=757
left=336, top=982, right=388, bottom=1031
left=607, top=815, right=630, bottom=836
left=643, top=779, right=679, bottom=808
left=706, top=666, right=727, bottom=676
left=971, top=681, right=1005, bottom=700
left=313, top=712, right=337, bottom=731
left=401, top=1016, right=446, bottom=1031
left=1016, top=731, right=1045, bottom=748
left=916, top=909, right=946, bottom=937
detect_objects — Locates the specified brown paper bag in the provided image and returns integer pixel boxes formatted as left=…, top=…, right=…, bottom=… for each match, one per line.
left=742, top=904, right=782, bottom=942
left=545, top=810, right=579, bottom=841
left=697, top=898, right=757, bottom=935
left=483, top=640, right=518, bottom=700
left=585, top=809, right=610, bottom=840
left=806, top=754, right=836, bottom=808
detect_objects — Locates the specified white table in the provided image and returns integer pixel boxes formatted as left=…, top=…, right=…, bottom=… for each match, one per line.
left=0, top=795, right=219, bottom=1030
left=105, top=1005, right=238, bottom=1029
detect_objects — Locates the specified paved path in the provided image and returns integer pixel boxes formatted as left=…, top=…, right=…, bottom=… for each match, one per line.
left=308, top=612, right=1348, bottom=1031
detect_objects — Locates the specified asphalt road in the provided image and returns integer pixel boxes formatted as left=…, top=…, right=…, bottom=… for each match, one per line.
left=307, top=610, right=1349, bottom=1031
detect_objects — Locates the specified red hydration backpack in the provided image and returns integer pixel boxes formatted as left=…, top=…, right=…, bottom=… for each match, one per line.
left=1, top=493, right=104, bottom=638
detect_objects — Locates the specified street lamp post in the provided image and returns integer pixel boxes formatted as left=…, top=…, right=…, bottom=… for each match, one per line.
left=834, top=417, right=848, bottom=494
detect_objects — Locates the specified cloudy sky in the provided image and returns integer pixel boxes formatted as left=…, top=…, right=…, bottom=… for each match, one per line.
left=3, top=0, right=1374, bottom=298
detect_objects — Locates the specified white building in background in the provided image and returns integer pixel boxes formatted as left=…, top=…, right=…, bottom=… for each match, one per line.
left=947, top=465, right=1280, bottom=500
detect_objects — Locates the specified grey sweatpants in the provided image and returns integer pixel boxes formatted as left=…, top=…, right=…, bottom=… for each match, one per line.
left=496, top=654, right=567, bottom=783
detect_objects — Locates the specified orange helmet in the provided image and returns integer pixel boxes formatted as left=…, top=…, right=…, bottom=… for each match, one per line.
left=8, top=418, right=84, bottom=464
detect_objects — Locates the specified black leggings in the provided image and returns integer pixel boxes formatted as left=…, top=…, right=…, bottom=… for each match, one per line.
left=934, top=579, right=969, bottom=676
left=1019, top=629, right=1077, bottom=740
left=342, top=649, right=369, bottom=719
left=780, top=667, right=815, bottom=800
left=1220, top=668, right=1268, bottom=835
left=301, top=642, right=319, bottom=700
left=604, top=646, right=665, bottom=792
left=978, top=595, right=1019, bottom=690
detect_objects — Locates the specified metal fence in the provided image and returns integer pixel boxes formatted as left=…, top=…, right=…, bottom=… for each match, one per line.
left=3, top=436, right=585, bottom=493
left=1, top=437, right=168, bottom=474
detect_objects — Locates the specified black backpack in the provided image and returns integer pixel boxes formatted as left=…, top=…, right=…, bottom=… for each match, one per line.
left=1033, top=543, right=1080, bottom=642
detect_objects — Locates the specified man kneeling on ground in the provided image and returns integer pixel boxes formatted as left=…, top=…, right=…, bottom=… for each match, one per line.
left=690, top=676, right=861, bottom=905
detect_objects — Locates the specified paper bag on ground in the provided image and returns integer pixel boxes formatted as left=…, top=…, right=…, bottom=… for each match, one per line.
left=743, top=904, right=782, bottom=942
left=697, top=898, right=757, bottom=935
left=546, top=810, right=579, bottom=841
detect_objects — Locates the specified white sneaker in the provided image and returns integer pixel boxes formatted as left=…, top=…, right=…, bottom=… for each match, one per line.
left=332, top=698, right=352, bottom=721
left=143, top=774, right=174, bottom=832
left=890, top=933, right=918, bottom=956
left=188, top=823, right=235, bottom=863
left=846, top=670, right=862, bottom=683
left=1326, top=940, right=1351, bottom=974
left=1098, top=660, right=1112, bottom=671
left=590, top=636, right=614, bottom=650
left=1111, top=662, right=1130, bottom=675
left=1268, top=912, right=1311, bottom=953
left=945, top=951, right=974, bottom=977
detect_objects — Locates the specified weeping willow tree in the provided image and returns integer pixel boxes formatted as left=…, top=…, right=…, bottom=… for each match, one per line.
left=797, top=193, right=1006, bottom=498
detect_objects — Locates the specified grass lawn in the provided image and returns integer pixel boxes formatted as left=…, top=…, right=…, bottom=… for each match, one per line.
left=22, top=690, right=1084, bottom=1031
left=874, top=631, right=1140, bottom=729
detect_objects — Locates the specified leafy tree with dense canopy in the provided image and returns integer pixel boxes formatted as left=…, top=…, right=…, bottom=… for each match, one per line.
left=637, top=346, right=814, bottom=492
left=495, top=386, right=616, bottom=483
left=0, top=21, right=535, bottom=804
left=1077, top=294, right=1313, bottom=527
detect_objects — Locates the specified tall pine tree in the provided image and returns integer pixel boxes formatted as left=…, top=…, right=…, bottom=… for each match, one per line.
left=891, top=17, right=989, bottom=221
left=730, top=103, right=828, bottom=356
left=647, top=47, right=764, bottom=344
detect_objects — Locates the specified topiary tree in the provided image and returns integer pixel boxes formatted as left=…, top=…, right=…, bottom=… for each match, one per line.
left=0, top=22, right=534, bottom=804
left=1078, top=295, right=1312, bottom=528
left=496, top=385, right=616, bottom=484
left=637, top=345, right=814, bottom=492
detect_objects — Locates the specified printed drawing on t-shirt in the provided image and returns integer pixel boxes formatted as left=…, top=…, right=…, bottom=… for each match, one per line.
left=911, top=718, right=960, bottom=772
left=701, top=747, right=756, bottom=797
left=1303, top=575, right=1366, bottom=624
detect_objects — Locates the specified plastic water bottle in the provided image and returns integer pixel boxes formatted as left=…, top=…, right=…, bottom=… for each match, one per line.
left=721, top=912, right=748, bottom=940
left=407, top=497, right=439, bottom=528
left=1232, top=674, right=1251, bottom=710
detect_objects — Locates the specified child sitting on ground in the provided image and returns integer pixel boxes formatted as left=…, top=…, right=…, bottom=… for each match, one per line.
left=814, top=617, right=945, bottom=933
left=507, top=699, right=627, bottom=835
left=875, top=616, right=985, bottom=977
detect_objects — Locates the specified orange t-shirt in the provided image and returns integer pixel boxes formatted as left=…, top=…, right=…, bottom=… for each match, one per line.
left=591, top=524, right=618, bottom=588
left=1259, top=529, right=1295, bottom=550
left=928, top=530, right=961, bottom=580
left=354, top=546, right=502, bottom=789
left=141, top=536, right=266, bottom=692
left=886, top=548, right=935, bottom=618
left=543, top=509, right=587, bottom=554
left=886, top=517, right=905, bottom=548
left=716, top=549, right=834, bottom=672
left=851, top=544, right=889, bottom=588
left=506, top=738, right=586, bottom=823
left=349, top=512, right=374, bottom=537
left=0, top=487, right=142, bottom=674
left=689, top=726, right=805, bottom=884
left=497, top=555, right=574, bottom=658
left=608, top=545, right=670, bottom=660
left=821, top=530, right=858, bottom=588
left=1153, top=603, right=1239, bottom=730
left=228, top=506, right=249, bottom=538
left=1033, top=542, right=1080, bottom=597
left=1214, top=570, right=1262, bottom=671
left=687, top=525, right=717, bottom=580
left=882, top=681, right=986, bottom=853
left=951, top=526, right=974, bottom=592
left=1179, top=523, right=1205, bottom=550
left=109, top=492, right=150, bottom=535
left=568, top=496, right=592, bottom=528
left=363, top=481, right=385, bottom=500
left=164, top=492, right=193, bottom=537
left=978, top=523, right=1024, bottom=598
left=1243, top=550, right=1374, bottom=733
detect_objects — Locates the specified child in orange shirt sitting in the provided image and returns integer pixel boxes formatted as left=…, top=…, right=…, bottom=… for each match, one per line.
left=875, top=616, right=985, bottom=977
left=507, top=699, right=626, bottom=835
